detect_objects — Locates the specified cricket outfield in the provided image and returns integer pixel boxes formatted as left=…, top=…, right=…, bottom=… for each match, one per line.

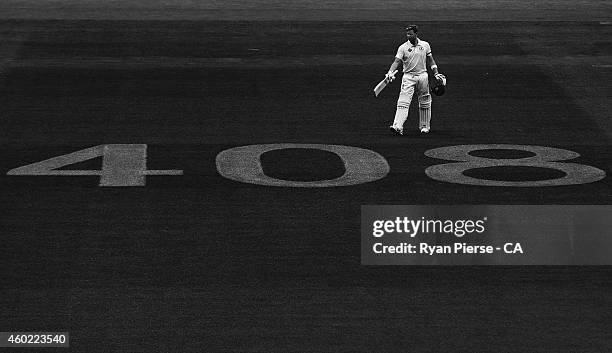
left=0, top=1, right=611, bottom=352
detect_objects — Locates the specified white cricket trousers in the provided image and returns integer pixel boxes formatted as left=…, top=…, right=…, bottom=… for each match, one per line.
left=392, top=72, right=432, bottom=130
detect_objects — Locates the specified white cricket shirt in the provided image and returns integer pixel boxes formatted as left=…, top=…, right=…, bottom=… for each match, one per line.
left=395, top=39, right=432, bottom=74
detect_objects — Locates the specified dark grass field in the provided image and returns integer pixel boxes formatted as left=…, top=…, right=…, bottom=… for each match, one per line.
left=1, top=5, right=612, bottom=353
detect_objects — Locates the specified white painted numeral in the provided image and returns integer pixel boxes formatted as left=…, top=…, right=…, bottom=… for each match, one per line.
left=424, top=144, right=606, bottom=187
left=216, top=143, right=390, bottom=187
left=7, top=144, right=183, bottom=187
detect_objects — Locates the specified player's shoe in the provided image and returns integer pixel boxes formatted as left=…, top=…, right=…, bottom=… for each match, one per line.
left=389, top=125, right=403, bottom=135
left=420, top=127, right=430, bottom=133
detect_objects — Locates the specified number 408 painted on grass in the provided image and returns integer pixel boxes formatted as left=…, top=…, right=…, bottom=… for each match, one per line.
left=6, top=143, right=607, bottom=187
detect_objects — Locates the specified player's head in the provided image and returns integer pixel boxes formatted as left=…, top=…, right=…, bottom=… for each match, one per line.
left=406, top=25, right=418, bottom=43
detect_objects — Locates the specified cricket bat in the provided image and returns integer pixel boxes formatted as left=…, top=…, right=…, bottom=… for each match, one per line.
left=373, top=70, right=398, bottom=97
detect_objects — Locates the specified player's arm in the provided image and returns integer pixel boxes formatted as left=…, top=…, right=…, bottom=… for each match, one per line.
left=388, top=57, right=402, bottom=75
left=426, top=54, right=439, bottom=75
left=427, top=53, right=445, bottom=83
left=385, top=57, right=402, bottom=81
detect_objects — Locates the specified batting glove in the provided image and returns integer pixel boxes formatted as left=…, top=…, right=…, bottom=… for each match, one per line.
left=435, top=73, right=446, bottom=85
left=385, top=71, right=396, bottom=82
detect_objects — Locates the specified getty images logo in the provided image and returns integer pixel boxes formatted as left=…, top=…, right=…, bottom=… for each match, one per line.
left=372, top=216, right=488, bottom=238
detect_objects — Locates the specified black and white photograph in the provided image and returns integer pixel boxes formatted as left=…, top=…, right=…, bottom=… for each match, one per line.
left=1, top=1, right=611, bottom=351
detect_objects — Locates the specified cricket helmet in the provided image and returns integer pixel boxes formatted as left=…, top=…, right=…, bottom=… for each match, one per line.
left=431, top=74, right=446, bottom=96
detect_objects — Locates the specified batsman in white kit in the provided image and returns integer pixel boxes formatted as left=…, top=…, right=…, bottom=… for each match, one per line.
left=384, top=25, right=446, bottom=134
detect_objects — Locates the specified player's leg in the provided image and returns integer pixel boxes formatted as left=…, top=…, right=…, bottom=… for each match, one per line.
left=391, top=75, right=415, bottom=134
left=417, top=74, right=432, bottom=133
